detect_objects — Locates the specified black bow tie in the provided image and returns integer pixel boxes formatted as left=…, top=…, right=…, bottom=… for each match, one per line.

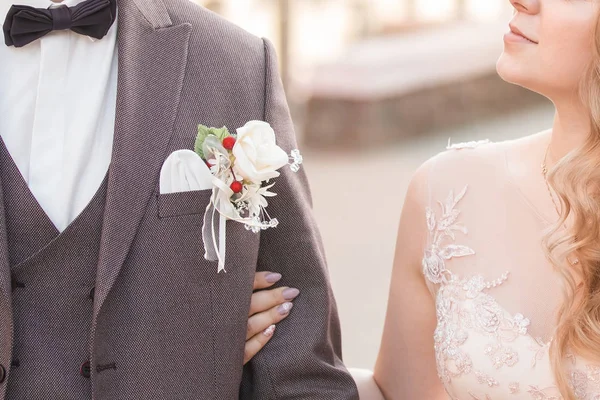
left=3, top=0, right=116, bottom=48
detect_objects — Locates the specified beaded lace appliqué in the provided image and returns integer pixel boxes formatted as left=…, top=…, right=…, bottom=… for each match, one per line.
left=568, top=364, right=600, bottom=400
left=422, top=186, right=474, bottom=285
left=423, top=183, right=600, bottom=399
left=423, top=185, right=531, bottom=388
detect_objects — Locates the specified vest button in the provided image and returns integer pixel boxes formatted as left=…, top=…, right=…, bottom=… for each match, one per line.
left=11, top=277, right=24, bottom=292
left=88, top=286, right=95, bottom=300
left=80, top=361, right=91, bottom=378
left=0, top=364, right=6, bottom=383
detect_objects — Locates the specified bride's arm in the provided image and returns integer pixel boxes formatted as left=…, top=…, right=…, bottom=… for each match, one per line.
left=374, top=163, right=447, bottom=400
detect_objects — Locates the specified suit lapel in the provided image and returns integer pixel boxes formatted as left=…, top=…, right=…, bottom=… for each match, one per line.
left=91, top=0, right=192, bottom=324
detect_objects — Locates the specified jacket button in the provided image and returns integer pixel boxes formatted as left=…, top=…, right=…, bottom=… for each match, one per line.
left=88, top=286, right=95, bottom=300
left=0, top=364, right=6, bottom=383
left=80, top=361, right=90, bottom=378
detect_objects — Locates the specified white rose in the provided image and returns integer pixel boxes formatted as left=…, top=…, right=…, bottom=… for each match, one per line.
left=232, top=120, right=289, bottom=183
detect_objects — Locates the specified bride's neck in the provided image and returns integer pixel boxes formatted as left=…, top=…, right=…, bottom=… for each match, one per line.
left=549, top=96, right=591, bottom=162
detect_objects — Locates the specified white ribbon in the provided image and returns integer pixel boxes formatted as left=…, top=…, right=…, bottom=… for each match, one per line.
left=202, top=177, right=232, bottom=273
left=199, top=143, right=295, bottom=273
left=202, top=175, right=271, bottom=273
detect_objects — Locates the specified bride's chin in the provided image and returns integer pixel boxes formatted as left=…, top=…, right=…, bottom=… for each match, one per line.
left=496, top=54, right=523, bottom=85
left=496, top=53, right=538, bottom=92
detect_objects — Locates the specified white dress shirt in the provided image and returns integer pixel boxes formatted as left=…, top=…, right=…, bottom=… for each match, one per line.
left=0, top=0, right=118, bottom=232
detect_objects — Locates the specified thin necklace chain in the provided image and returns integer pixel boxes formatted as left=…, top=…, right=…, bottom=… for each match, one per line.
left=542, top=144, right=563, bottom=218
left=541, top=144, right=580, bottom=265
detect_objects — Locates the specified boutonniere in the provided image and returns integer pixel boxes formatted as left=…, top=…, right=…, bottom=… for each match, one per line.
left=196, top=120, right=303, bottom=273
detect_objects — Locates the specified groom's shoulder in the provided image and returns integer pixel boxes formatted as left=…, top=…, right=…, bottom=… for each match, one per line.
left=163, top=0, right=265, bottom=63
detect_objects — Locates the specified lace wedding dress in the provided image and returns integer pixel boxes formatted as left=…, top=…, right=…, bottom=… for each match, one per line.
left=420, top=137, right=600, bottom=400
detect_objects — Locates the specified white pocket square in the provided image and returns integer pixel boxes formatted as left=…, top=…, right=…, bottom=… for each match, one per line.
left=159, top=149, right=214, bottom=194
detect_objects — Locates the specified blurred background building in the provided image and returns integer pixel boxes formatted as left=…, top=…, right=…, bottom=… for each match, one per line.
left=193, top=0, right=554, bottom=370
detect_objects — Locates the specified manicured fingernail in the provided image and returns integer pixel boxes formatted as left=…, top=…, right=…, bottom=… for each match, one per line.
left=265, top=273, right=282, bottom=283
left=277, top=302, right=294, bottom=315
left=263, top=325, right=276, bottom=337
left=282, top=288, right=300, bottom=300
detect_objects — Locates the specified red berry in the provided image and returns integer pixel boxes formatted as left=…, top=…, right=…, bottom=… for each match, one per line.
left=223, top=136, right=236, bottom=150
left=230, top=181, right=243, bottom=193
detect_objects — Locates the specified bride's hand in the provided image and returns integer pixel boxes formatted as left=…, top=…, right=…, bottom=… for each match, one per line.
left=244, top=271, right=299, bottom=365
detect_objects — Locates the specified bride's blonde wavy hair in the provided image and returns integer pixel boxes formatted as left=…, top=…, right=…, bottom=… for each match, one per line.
left=543, top=12, right=600, bottom=400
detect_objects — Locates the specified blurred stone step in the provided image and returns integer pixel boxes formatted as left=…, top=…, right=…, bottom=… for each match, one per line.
left=299, top=22, right=547, bottom=149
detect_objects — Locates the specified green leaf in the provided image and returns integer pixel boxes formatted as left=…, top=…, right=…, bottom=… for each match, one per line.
left=195, top=124, right=211, bottom=158
left=211, top=126, right=230, bottom=141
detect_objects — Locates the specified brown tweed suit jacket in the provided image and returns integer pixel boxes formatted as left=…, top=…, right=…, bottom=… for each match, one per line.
left=0, top=0, right=359, bottom=399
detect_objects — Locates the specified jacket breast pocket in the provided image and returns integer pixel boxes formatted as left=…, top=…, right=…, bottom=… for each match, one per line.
left=157, top=189, right=212, bottom=218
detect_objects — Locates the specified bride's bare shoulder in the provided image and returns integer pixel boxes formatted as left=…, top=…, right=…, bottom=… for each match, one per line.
left=413, top=137, right=498, bottom=180
left=410, top=130, right=551, bottom=193
left=423, top=130, right=550, bottom=171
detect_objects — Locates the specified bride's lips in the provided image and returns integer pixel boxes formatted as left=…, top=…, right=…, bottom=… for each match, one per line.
left=505, top=24, right=538, bottom=44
